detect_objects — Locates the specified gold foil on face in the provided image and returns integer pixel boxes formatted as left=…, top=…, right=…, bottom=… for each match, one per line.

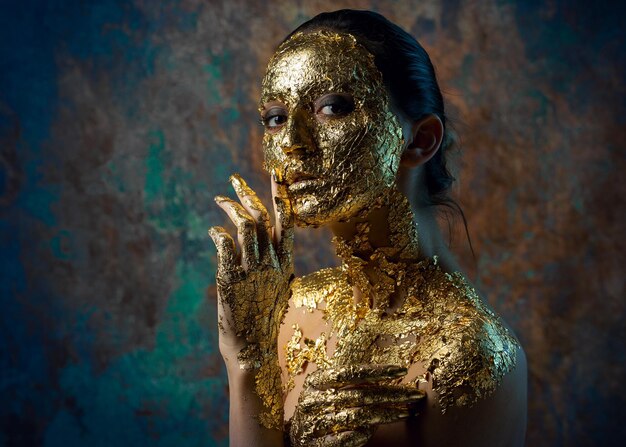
left=255, top=29, right=518, bottom=439
left=285, top=188, right=520, bottom=414
left=260, top=30, right=405, bottom=227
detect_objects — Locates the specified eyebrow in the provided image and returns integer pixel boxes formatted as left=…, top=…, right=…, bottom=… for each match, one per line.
left=260, top=100, right=286, bottom=109
left=260, top=86, right=355, bottom=112
left=261, top=72, right=350, bottom=103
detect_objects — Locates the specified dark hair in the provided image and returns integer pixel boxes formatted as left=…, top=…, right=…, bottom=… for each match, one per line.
left=284, top=10, right=472, bottom=252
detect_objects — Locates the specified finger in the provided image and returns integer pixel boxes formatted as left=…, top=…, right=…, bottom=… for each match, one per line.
left=271, top=168, right=294, bottom=265
left=320, top=429, right=373, bottom=447
left=306, top=429, right=374, bottom=447
left=230, top=173, right=272, bottom=237
left=310, top=406, right=410, bottom=437
left=299, top=387, right=425, bottom=412
left=208, top=225, right=237, bottom=274
left=215, top=196, right=259, bottom=270
left=229, top=173, right=277, bottom=266
left=305, top=365, right=408, bottom=390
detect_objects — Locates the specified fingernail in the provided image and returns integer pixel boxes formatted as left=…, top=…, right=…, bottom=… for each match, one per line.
left=229, top=173, right=245, bottom=188
left=272, top=168, right=283, bottom=184
left=208, top=226, right=220, bottom=240
left=214, top=195, right=229, bottom=204
left=229, top=175, right=246, bottom=196
left=410, top=390, right=425, bottom=399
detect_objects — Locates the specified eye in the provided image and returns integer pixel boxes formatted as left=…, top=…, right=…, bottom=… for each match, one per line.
left=315, top=94, right=354, bottom=118
left=261, top=106, right=288, bottom=130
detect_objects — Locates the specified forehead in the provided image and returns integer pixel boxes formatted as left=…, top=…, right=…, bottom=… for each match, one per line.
left=261, top=31, right=383, bottom=104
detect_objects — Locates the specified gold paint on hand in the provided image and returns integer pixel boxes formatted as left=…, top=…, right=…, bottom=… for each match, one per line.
left=289, top=365, right=424, bottom=446
left=209, top=172, right=295, bottom=429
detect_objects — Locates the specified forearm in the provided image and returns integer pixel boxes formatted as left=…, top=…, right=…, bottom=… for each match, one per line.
left=210, top=172, right=294, bottom=446
left=225, top=358, right=285, bottom=447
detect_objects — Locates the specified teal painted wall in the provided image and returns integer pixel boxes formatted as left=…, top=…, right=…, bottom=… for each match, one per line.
left=1, top=1, right=624, bottom=445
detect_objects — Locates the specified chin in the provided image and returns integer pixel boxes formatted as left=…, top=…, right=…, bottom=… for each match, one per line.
left=292, top=201, right=333, bottom=228
left=291, top=194, right=369, bottom=228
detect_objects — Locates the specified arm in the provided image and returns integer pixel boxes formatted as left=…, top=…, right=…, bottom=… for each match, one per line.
left=419, top=345, right=527, bottom=447
left=224, top=364, right=283, bottom=447
left=210, top=172, right=294, bottom=447
left=370, top=345, right=527, bottom=447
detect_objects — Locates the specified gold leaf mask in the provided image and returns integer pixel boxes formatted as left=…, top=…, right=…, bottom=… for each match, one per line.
left=260, top=30, right=405, bottom=227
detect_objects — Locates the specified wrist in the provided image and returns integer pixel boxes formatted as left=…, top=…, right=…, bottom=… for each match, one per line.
left=224, top=345, right=285, bottom=431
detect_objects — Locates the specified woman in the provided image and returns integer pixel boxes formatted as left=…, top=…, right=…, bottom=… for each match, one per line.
left=209, top=10, right=527, bottom=447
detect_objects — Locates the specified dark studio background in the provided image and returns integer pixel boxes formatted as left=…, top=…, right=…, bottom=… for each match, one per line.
left=1, top=1, right=624, bottom=446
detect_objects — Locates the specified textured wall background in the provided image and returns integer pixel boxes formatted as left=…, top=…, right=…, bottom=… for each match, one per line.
left=1, top=1, right=624, bottom=446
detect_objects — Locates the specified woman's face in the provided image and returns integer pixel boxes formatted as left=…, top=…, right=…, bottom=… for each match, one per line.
left=260, top=30, right=404, bottom=226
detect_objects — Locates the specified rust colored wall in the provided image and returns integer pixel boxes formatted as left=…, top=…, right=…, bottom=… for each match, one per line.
left=1, top=1, right=624, bottom=446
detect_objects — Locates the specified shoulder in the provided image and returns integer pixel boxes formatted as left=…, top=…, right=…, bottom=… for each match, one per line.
left=374, top=345, right=527, bottom=447
left=373, top=264, right=527, bottom=446
left=407, top=263, right=527, bottom=446
left=371, top=333, right=526, bottom=447
left=408, top=263, right=522, bottom=412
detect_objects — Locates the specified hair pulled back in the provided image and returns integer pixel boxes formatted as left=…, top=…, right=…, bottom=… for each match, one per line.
left=284, top=9, right=456, bottom=208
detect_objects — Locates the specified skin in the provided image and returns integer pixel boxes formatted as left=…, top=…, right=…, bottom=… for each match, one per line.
left=211, top=31, right=527, bottom=446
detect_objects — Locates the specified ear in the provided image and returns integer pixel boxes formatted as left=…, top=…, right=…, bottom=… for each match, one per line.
left=400, top=114, right=444, bottom=168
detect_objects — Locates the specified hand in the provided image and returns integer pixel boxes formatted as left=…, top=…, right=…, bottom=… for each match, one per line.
left=289, top=364, right=425, bottom=447
left=209, top=171, right=294, bottom=365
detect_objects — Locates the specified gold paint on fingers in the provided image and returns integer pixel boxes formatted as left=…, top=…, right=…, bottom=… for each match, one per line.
left=303, top=364, right=407, bottom=390
left=320, top=429, right=373, bottom=447
left=228, top=174, right=279, bottom=267
left=299, top=387, right=425, bottom=412
left=309, top=406, right=410, bottom=436
left=211, top=190, right=295, bottom=429
left=230, top=173, right=271, bottom=227
left=214, top=196, right=260, bottom=269
left=208, top=226, right=237, bottom=269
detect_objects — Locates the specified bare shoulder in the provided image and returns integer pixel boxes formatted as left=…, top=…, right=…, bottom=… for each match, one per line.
left=395, top=344, right=527, bottom=447
left=372, top=264, right=527, bottom=447
left=410, top=267, right=522, bottom=412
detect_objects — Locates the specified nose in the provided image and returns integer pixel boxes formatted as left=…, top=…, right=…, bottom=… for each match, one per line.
left=280, top=110, right=315, bottom=158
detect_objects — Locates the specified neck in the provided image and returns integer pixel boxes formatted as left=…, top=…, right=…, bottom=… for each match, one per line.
left=330, top=170, right=459, bottom=272
left=329, top=186, right=420, bottom=261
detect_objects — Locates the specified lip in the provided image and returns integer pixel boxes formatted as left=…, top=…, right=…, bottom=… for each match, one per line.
left=287, top=177, right=324, bottom=193
left=285, top=171, right=317, bottom=184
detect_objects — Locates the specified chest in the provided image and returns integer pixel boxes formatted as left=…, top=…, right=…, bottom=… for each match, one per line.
left=277, top=293, right=432, bottom=420
left=276, top=264, right=517, bottom=420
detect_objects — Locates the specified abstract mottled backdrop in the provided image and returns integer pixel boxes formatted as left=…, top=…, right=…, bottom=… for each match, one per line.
left=1, top=1, right=624, bottom=446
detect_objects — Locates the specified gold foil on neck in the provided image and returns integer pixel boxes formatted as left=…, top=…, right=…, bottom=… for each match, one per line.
left=285, top=188, right=519, bottom=413
left=256, top=29, right=518, bottom=432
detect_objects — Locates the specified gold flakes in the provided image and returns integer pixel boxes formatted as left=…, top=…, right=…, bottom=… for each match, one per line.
left=285, top=188, right=519, bottom=413
left=284, top=324, right=331, bottom=393
left=260, top=30, right=404, bottom=227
